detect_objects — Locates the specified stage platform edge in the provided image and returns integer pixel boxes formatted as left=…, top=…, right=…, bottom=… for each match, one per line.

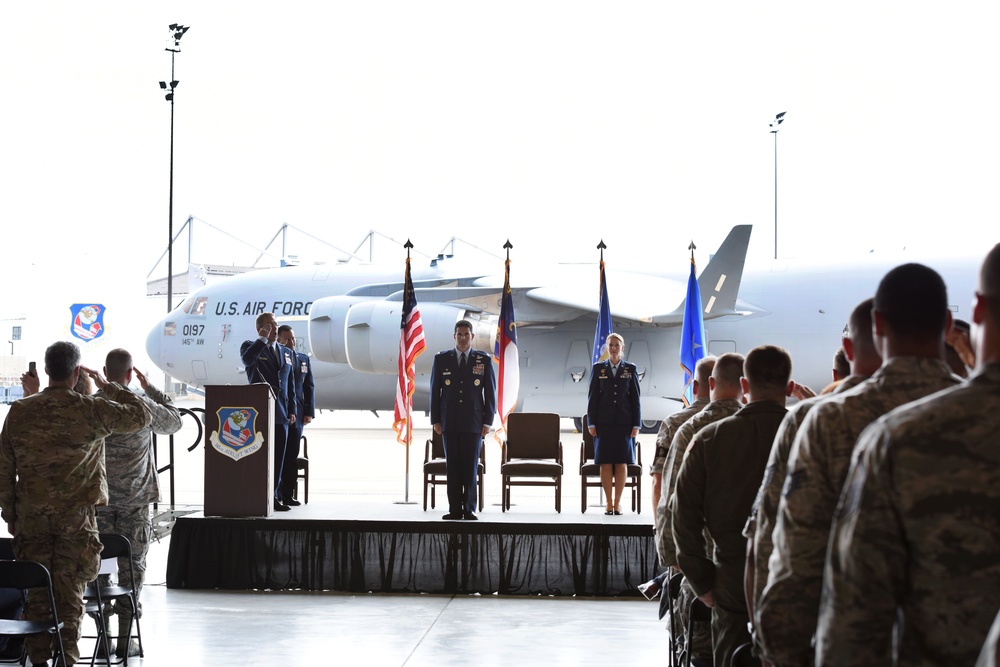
left=166, top=505, right=658, bottom=597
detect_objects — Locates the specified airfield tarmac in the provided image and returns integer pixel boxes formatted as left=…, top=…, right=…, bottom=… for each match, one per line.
left=1, top=398, right=668, bottom=666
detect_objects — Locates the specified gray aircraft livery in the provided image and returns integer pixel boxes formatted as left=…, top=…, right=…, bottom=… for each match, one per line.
left=146, top=225, right=979, bottom=427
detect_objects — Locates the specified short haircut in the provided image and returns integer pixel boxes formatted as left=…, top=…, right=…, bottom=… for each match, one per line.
left=454, top=319, right=473, bottom=333
left=277, top=325, right=294, bottom=335
left=874, top=263, right=948, bottom=338
left=832, top=347, right=850, bottom=379
left=847, top=298, right=875, bottom=342
left=105, top=348, right=133, bottom=380
left=712, top=352, right=745, bottom=388
left=45, top=341, right=81, bottom=382
left=694, top=355, right=716, bottom=386
left=981, top=243, right=1000, bottom=304
left=744, top=345, right=792, bottom=391
left=255, top=312, right=276, bottom=330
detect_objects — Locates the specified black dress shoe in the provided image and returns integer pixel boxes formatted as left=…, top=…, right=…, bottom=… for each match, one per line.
left=285, top=498, right=302, bottom=506
left=463, top=513, right=478, bottom=521
left=442, top=512, right=463, bottom=520
left=274, top=501, right=291, bottom=512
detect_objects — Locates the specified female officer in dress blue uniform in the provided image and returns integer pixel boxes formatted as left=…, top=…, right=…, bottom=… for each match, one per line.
left=586, top=332, right=641, bottom=515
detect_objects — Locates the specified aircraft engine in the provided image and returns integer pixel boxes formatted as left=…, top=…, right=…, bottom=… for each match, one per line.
left=309, top=296, right=497, bottom=374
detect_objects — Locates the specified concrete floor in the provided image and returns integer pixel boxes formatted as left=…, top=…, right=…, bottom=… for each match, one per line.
left=121, top=535, right=669, bottom=666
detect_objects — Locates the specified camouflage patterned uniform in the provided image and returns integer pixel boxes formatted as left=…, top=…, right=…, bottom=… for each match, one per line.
left=0, top=384, right=150, bottom=666
left=657, top=397, right=742, bottom=664
left=742, top=376, right=864, bottom=655
left=816, top=363, right=1000, bottom=666
left=756, top=357, right=960, bottom=667
left=653, top=396, right=709, bottom=562
left=95, top=384, right=181, bottom=630
left=674, top=400, right=787, bottom=667
left=657, top=397, right=743, bottom=568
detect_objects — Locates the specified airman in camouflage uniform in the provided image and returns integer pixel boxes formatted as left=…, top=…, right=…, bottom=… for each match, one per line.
left=653, top=356, right=715, bottom=561
left=743, top=298, right=880, bottom=656
left=0, top=342, right=150, bottom=666
left=658, top=353, right=744, bottom=664
left=95, top=348, right=182, bottom=658
left=757, top=264, right=961, bottom=667
left=815, top=245, right=1000, bottom=667
left=658, top=353, right=745, bottom=569
left=674, top=346, right=792, bottom=667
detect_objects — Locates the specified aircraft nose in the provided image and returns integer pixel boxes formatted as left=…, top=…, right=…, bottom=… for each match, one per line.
left=146, top=319, right=162, bottom=369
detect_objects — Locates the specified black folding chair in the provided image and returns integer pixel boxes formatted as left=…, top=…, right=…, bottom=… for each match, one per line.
left=0, top=560, right=67, bottom=667
left=82, top=534, right=144, bottom=665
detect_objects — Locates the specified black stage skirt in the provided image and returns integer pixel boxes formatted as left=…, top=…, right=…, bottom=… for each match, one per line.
left=594, top=424, right=636, bottom=465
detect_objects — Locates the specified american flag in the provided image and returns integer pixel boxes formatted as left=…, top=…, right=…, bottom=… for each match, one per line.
left=393, top=257, right=427, bottom=445
left=493, top=257, right=519, bottom=441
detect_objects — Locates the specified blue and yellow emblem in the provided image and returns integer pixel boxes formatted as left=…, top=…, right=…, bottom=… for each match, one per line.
left=210, top=407, right=264, bottom=461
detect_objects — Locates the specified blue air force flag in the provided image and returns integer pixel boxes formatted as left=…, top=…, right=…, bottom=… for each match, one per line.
left=679, top=257, right=707, bottom=406
left=592, top=260, right=613, bottom=363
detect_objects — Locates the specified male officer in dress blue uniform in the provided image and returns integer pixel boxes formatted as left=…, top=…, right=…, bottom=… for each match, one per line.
left=241, top=312, right=296, bottom=512
left=278, top=325, right=315, bottom=506
left=430, top=319, right=496, bottom=520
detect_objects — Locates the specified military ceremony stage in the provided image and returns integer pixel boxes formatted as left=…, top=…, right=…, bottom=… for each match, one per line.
left=165, top=502, right=657, bottom=596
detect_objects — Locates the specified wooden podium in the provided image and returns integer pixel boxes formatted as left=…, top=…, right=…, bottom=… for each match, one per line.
left=204, top=384, right=275, bottom=517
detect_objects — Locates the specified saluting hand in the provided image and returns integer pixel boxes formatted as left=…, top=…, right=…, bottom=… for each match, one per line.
left=134, top=368, right=151, bottom=391
left=81, top=366, right=109, bottom=390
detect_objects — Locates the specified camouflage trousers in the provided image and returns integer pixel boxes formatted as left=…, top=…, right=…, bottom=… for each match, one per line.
left=96, top=505, right=151, bottom=620
left=14, top=506, right=102, bottom=666
left=675, top=576, right=713, bottom=663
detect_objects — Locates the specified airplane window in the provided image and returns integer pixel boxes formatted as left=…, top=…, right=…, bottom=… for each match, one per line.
left=164, top=321, right=176, bottom=337
left=179, top=298, right=195, bottom=314
left=191, top=297, right=208, bottom=316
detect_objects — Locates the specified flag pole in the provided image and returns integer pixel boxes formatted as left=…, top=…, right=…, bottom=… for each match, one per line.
left=393, top=238, right=425, bottom=505
left=404, top=240, right=413, bottom=503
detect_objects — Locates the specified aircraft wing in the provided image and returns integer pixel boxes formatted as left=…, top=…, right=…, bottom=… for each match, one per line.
left=524, top=272, right=686, bottom=323
left=525, top=224, right=753, bottom=325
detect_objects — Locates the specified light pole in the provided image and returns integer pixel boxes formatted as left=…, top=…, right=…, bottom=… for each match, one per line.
left=160, top=23, right=190, bottom=314
left=769, top=112, right=786, bottom=260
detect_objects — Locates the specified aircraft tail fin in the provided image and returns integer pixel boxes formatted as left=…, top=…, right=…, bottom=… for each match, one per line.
left=696, top=224, right=751, bottom=319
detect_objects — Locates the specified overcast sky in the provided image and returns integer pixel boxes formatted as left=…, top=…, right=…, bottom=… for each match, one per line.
left=3, top=2, right=997, bottom=359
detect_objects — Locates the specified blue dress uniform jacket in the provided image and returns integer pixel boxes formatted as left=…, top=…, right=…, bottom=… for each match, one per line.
left=430, top=350, right=497, bottom=433
left=240, top=338, right=296, bottom=425
left=240, top=337, right=296, bottom=501
left=430, top=349, right=496, bottom=515
left=587, top=359, right=642, bottom=465
left=587, top=360, right=641, bottom=428
left=281, top=351, right=315, bottom=501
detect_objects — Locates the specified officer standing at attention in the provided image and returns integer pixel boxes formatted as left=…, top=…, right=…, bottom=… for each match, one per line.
left=587, top=332, right=641, bottom=515
left=241, top=312, right=296, bottom=512
left=277, top=325, right=314, bottom=505
left=430, top=320, right=496, bottom=521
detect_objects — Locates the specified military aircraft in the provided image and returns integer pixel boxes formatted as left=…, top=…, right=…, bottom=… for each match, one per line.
left=145, top=225, right=979, bottom=429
